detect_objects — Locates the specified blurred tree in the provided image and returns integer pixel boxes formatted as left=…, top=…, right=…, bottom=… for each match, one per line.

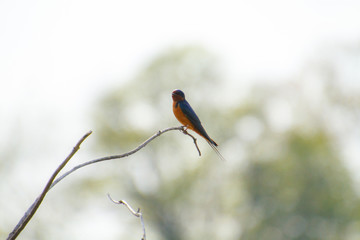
left=93, top=45, right=360, bottom=240
left=241, top=131, right=359, bottom=240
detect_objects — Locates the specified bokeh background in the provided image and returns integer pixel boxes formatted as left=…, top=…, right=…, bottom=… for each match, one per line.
left=1, top=1, right=360, bottom=239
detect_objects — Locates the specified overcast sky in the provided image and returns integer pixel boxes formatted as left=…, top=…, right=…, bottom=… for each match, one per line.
left=1, top=0, right=360, bottom=163
left=0, top=0, right=359, bottom=173
left=1, top=0, right=360, bottom=121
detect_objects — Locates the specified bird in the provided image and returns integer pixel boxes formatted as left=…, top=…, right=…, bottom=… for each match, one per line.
left=172, top=89, right=225, bottom=161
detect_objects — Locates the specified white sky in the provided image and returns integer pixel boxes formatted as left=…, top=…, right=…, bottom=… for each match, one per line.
left=1, top=0, right=360, bottom=119
left=1, top=0, right=360, bottom=238
left=0, top=1, right=357, bottom=131
left=0, top=0, right=359, bottom=178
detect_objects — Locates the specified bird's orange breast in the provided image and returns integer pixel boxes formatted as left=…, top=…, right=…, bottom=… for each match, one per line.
left=173, top=101, right=194, bottom=130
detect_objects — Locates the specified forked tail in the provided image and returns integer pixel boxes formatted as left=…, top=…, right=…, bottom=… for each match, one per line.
left=207, top=141, right=226, bottom=161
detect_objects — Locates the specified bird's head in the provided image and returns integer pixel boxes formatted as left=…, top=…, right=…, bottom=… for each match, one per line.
left=172, top=89, right=185, bottom=102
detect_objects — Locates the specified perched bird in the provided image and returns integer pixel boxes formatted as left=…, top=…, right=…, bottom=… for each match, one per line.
left=172, top=89, right=225, bottom=160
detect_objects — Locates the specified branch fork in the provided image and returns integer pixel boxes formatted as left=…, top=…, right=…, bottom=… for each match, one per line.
left=179, top=126, right=201, bottom=156
left=108, top=194, right=146, bottom=240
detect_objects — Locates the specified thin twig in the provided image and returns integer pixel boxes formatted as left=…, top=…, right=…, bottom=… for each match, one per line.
left=107, top=194, right=146, bottom=240
left=7, top=131, right=93, bottom=240
left=180, top=128, right=201, bottom=156
left=50, top=126, right=200, bottom=189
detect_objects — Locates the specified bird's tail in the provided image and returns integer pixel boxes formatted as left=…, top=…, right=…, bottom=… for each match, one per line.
left=207, top=140, right=226, bottom=161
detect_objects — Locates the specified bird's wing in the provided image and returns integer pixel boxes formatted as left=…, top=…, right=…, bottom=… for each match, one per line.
left=179, top=100, right=215, bottom=142
left=179, top=100, right=202, bottom=127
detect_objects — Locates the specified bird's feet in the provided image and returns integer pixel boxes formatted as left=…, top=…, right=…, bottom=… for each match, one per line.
left=181, top=125, right=189, bottom=134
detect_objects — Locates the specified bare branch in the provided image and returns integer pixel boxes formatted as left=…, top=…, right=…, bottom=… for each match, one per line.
left=7, top=131, right=93, bottom=240
left=7, top=126, right=200, bottom=239
left=50, top=126, right=199, bottom=189
left=180, top=127, right=201, bottom=156
left=108, top=194, right=146, bottom=240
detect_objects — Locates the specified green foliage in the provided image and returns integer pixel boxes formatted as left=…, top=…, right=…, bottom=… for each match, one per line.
left=242, top=131, right=359, bottom=239
left=93, top=46, right=360, bottom=240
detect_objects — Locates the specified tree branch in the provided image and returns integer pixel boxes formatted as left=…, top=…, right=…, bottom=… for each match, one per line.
left=108, top=194, right=146, bottom=240
left=7, top=126, right=200, bottom=239
left=180, top=128, right=201, bottom=156
left=7, top=131, right=93, bottom=240
left=50, top=126, right=200, bottom=189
